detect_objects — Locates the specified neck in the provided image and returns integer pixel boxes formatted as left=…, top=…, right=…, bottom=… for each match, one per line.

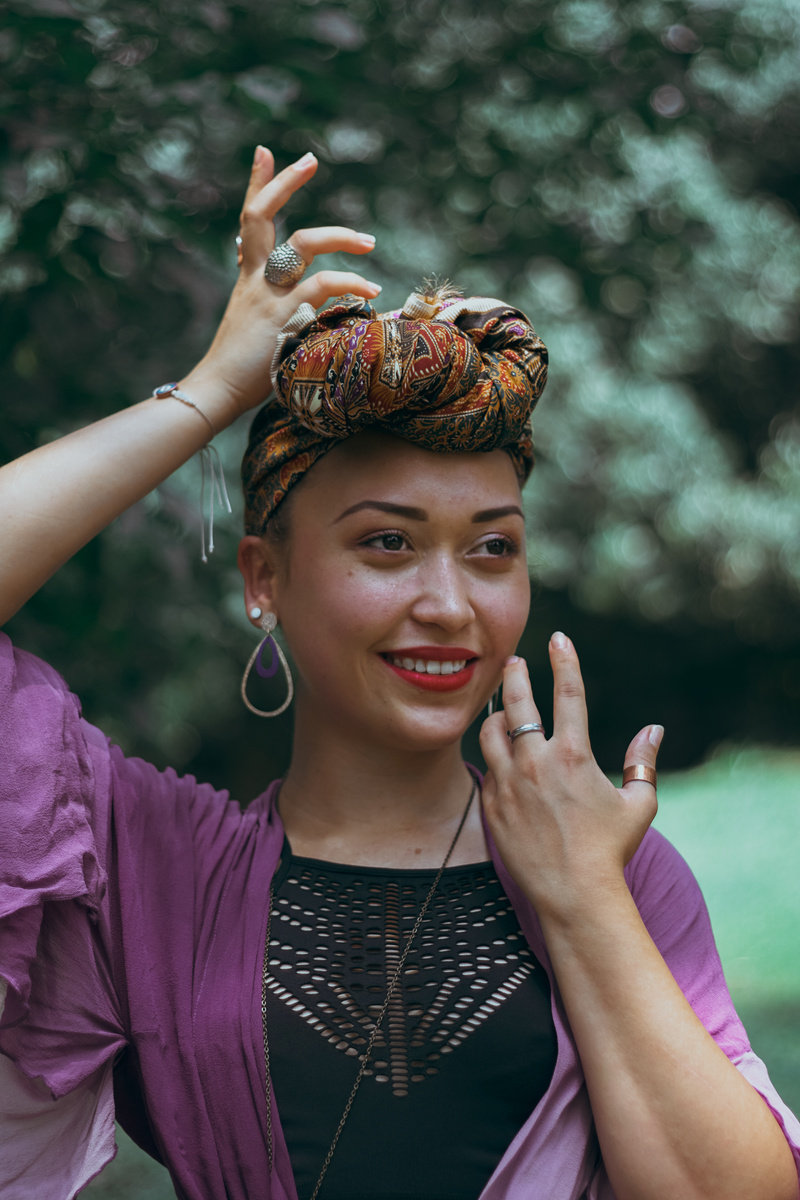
left=276, top=697, right=486, bottom=869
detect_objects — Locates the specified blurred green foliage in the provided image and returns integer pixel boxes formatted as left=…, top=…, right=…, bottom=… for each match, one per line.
left=2, top=0, right=800, bottom=794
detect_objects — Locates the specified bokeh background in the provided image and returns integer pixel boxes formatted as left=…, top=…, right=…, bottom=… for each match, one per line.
left=1, top=0, right=798, bottom=1193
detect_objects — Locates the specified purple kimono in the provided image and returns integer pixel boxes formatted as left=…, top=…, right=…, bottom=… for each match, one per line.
left=1, top=634, right=799, bottom=1199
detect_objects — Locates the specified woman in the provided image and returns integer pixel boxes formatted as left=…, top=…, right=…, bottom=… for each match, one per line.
left=0, top=147, right=798, bottom=1200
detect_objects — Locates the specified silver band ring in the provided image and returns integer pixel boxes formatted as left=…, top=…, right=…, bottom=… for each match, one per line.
left=622, top=764, right=657, bottom=788
left=264, top=242, right=307, bottom=286
left=508, top=723, right=545, bottom=742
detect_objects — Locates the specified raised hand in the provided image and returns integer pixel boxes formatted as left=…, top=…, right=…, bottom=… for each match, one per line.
left=187, top=146, right=382, bottom=420
left=479, top=632, right=662, bottom=923
left=0, top=145, right=384, bottom=624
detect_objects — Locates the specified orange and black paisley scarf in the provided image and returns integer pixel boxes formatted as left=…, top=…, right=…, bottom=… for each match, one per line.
left=242, top=291, right=548, bottom=535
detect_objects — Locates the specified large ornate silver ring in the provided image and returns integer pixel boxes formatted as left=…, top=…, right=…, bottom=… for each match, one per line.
left=264, top=242, right=307, bottom=286
left=507, top=722, right=545, bottom=742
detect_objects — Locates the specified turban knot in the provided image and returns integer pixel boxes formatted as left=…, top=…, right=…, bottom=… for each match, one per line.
left=242, top=291, right=548, bottom=535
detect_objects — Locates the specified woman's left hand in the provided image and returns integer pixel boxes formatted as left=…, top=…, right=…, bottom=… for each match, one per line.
left=479, top=632, right=663, bottom=924
left=481, top=635, right=799, bottom=1200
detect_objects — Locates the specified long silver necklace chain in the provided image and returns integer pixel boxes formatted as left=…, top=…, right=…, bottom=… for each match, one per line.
left=262, top=778, right=477, bottom=1199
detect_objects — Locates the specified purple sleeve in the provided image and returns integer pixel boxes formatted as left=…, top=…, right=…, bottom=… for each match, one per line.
left=625, top=827, right=800, bottom=1182
left=0, top=634, right=126, bottom=1195
left=0, top=634, right=245, bottom=1196
left=0, top=634, right=127, bottom=1093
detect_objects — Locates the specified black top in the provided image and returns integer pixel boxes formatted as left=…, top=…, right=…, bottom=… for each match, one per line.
left=265, top=844, right=558, bottom=1200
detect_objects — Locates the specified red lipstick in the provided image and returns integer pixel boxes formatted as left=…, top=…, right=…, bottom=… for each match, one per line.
left=380, top=646, right=478, bottom=693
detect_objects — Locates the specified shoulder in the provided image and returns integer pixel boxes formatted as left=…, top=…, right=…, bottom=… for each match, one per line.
left=625, top=826, right=749, bottom=1050
left=0, top=632, right=257, bottom=893
left=107, top=743, right=249, bottom=855
left=0, top=633, right=108, bottom=905
left=0, top=629, right=84, bottom=691
left=625, top=825, right=703, bottom=902
left=624, top=826, right=713, bottom=963
left=0, top=630, right=84, bottom=724
left=624, top=826, right=712, bottom=952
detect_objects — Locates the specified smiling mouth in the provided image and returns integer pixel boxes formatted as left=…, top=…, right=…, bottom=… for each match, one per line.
left=379, top=650, right=479, bottom=692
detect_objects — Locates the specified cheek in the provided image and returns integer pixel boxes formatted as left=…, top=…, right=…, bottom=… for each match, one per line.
left=481, top=569, right=530, bottom=647
left=279, top=556, right=412, bottom=664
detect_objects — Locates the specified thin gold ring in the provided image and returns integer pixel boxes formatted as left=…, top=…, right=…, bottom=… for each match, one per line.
left=622, top=764, right=657, bottom=788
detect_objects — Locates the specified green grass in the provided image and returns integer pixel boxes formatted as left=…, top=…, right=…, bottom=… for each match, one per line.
left=652, top=746, right=800, bottom=1116
left=654, top=746, right=800, bottom=1003
left=86, top=747, right=800, bottom=1196
left=85, top=1134, right=174, bottom=1199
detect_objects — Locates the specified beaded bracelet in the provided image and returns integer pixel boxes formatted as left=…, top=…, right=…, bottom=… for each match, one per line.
left=152, top=383, right=231, bottom=563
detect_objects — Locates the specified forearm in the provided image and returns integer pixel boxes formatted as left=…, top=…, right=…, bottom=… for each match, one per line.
left=0, top=150, right=385, bottom=626
left=540, top=886, right=798, bottom=1200
left=0, top=366, right=239, bottom=625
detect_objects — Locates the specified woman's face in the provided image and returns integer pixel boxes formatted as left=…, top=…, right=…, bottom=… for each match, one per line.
left=240, top=432, right=530, bottom=753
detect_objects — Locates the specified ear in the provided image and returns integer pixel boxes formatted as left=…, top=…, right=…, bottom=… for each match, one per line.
left=237, top=535, right=284, bottom=621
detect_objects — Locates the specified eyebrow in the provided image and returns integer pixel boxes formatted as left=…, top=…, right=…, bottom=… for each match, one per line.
left=334, top=501, right=428, bottom=523
left=334, top=500, right=524, bottom=523
left=471, top=505, right=525, bottom=523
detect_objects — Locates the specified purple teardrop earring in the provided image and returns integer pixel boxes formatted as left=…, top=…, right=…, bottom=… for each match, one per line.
left=241, top=607, right=294, bottom=717
left=255, top=632, right=280, bottom=681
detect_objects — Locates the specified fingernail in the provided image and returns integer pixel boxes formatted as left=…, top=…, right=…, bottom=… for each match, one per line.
left=551, top=631, right=567, bottom=650
left=255, top=145, right=267, bottom=165
left=649, top=724, right=664, bottom=748
left=358, top=233, right=376, bottom=244
left=293, top=151, right=316, bottom=170
left=367, top=281, right=382, bottom=293
left=505, top=655, right=521, bottom=666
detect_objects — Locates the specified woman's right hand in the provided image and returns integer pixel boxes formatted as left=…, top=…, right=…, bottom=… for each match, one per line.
left=184, top=146, right=382, bottom=421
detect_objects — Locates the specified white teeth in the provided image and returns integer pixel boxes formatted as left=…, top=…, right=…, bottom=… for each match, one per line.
left=389, top=655, right=470, bottom=675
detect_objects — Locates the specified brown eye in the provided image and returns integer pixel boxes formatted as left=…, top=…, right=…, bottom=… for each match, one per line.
left=485, top=538, right=508, bottom=556
left=381, top=534, right=404, bottom=551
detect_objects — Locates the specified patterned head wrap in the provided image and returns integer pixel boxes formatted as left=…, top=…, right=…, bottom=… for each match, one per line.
left=242, top=289, right=548, bottom=535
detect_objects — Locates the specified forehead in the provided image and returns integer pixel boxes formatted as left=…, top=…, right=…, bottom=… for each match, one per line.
left=293, top=431, right=523, bottom=519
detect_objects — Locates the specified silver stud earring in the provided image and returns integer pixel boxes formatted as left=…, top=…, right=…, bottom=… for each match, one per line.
left=241, top=611, right=294, bottom=718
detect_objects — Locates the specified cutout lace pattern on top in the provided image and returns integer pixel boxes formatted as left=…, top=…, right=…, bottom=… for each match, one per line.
left=266, top=858, right=537, bottom=1098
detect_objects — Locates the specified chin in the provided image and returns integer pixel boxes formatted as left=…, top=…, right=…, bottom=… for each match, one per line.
left=372, top=707, right=475, bottom=753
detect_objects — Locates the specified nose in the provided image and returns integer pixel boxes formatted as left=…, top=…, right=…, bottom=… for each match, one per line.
left=409, top=553, right=475, bottom=632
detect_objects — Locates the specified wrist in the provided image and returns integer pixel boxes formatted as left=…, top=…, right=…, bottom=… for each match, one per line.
left=176, top=363, right=255, bottom=430
left=531, top=870, right=633, bottom=935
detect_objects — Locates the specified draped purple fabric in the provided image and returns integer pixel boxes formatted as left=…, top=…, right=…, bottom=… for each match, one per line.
left=1, top=633, right=798, bottom=1199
